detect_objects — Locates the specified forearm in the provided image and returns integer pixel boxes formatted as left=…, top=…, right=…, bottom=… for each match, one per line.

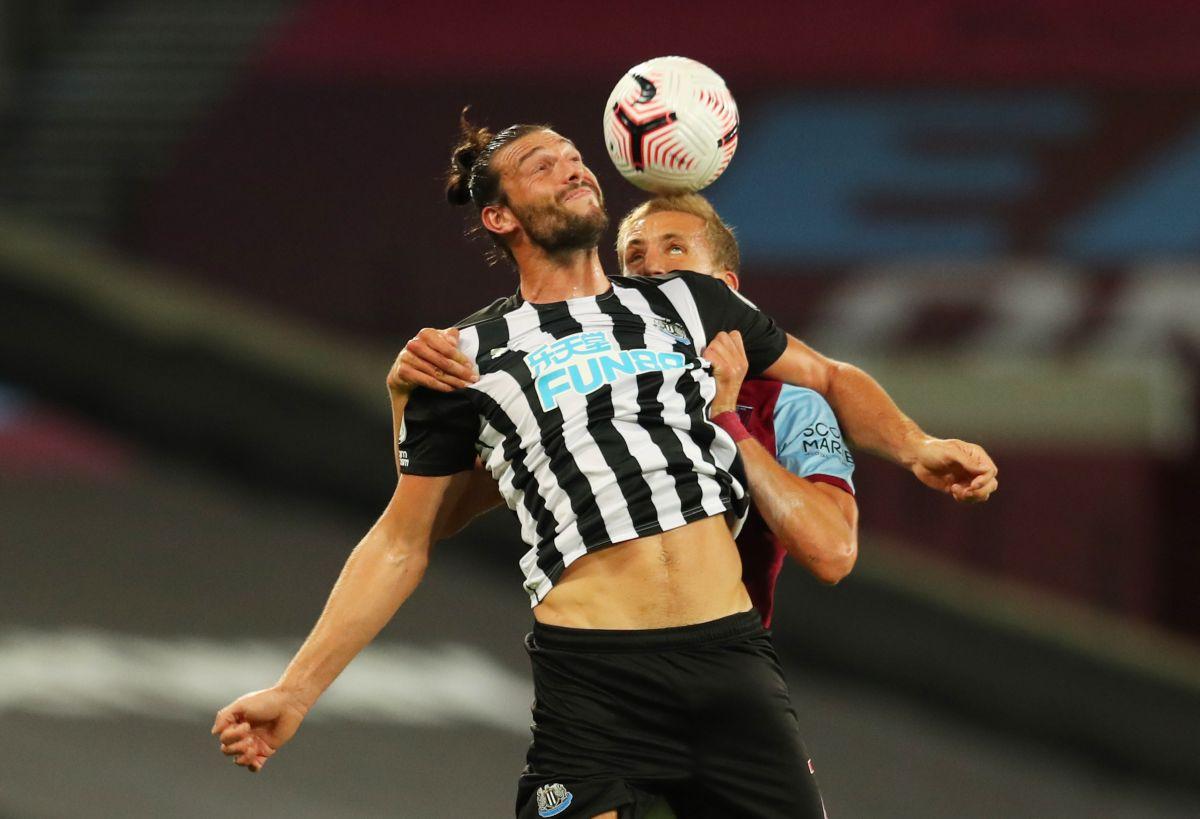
left=824, top=360, right=927, bottom=466
left=276, top=508, right=430, bottom=710
left=763, top=336, right=927, bottom=466
left=739, top=438, right=857, bottom=584
left=433, top=468, right=503, bottom=541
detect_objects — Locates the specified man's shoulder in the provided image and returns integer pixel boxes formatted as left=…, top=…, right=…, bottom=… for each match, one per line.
left=737, top=379, right=834, bottom=417
left=452, top=293, right=523, bottom=329
left=776, top=383, right=829, bottom=408
left=774, top=383, right=837, bottom=427
left=737, top=376, right=785, bottom=406
left=615, top=270, right=708, bottom=292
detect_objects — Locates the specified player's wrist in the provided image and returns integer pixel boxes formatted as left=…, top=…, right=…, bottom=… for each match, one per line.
left=898, top=430, right=936, bottom=468
left=386, top=372, right=416, bottom=397
left=274, top=677, right=320, bottom=713
left=711, top=410, right=751, bottom=444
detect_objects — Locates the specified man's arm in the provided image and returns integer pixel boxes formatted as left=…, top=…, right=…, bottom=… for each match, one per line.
left=388, top=344, right=502, bottom=539
left=706, top=332, right=858, bottom=584
left=678, top=273, right=997, bottom=504
left=761, top=335, right=919, bottom=464
left=395, top=318, right=998, bottom=504
left=212, top=471, right=467, bottom=772
left=761, top=335, right=998, bottom=503
left=738, top=436, right=858, bottom=583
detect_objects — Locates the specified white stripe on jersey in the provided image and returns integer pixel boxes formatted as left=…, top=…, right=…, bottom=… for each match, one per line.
left=436, top=277, right=755, bottom=606
left=658, top=276, right=709, bottom=351
left=519, top=539, right=553, bottom=606
left=491, top=302, right=596, bottom=586
left=572, top=295, right=689, bottom=534
left=561, top=297, right=639, bottom=543
left=614, top=283, right=741, bottom=496
left=478, top=419, right=545, bottom=551
left=612, top=285, right=737, bottom=520
left=475, top=365, right=586, bottom=575
left=472, top=307, right=566, bottom=565
left=502, top=303, right=557, bottom=356
left=457, top=324, right=481, bottom=363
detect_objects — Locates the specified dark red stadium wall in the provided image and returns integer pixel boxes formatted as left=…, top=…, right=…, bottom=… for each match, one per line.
left=853, top=449, right=1172, bottom=625
left=122, top=80, right=650, bottom=343
left=259, top=0, right=1200, bottom=87
left=123, top=0, right=1200, bottom=342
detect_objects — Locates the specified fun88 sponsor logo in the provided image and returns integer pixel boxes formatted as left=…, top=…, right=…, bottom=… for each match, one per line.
left=526, top=331, right=687, bottom=411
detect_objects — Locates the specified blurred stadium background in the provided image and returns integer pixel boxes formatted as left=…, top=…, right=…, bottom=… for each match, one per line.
left=2, top=1, right=1200, bottom=816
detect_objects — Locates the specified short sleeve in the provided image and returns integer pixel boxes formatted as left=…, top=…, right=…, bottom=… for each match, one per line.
left=398, top=387, right=479, bottom=476
left=681, top=272, right=787, bottom=374
left=773, top=385, right=856, bottom=495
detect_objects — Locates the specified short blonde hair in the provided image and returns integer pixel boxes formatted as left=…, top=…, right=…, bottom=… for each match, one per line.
left=616, top=193, right=740, bottom=275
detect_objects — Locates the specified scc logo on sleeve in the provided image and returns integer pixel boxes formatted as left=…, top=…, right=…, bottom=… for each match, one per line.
left=801, top=421, right=854, bottom=465
left=525, top=330, right=688, bottom=411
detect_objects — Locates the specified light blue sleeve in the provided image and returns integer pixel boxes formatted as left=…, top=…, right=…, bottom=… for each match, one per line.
left=773, top=385, right=856, bottom=493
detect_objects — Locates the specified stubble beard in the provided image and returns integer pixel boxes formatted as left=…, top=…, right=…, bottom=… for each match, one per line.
left=514, top=189, right=610, bottom=256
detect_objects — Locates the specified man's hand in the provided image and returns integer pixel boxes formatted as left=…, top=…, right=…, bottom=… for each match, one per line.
left=389, top=327, right=477, bottom=394
left=702, top=331, right=748, bottom=416
left=910, top=438, right=999, bottom=503
left=212, top=687, right=309, bottom=773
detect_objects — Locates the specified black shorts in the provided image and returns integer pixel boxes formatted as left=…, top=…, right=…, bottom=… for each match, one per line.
left=515, top=610, right=826, bottom=819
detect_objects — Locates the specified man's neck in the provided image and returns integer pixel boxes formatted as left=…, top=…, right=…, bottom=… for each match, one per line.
left=516, top=246, right=610, bottom=303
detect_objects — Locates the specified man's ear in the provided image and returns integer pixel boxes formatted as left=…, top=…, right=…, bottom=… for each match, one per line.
left=481, top=204, right=518, bottom=238
left=720, top=270, right=741, bottom=292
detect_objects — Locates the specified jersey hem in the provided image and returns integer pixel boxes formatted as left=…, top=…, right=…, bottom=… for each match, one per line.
left=805, top=473, right=855, bottom=496
left=398, top=462, right=475, bottom=477
left=526, top=499, right=740, bottom=607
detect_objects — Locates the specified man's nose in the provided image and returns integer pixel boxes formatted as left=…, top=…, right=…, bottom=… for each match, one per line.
left=643, top=251, right=666, bottom=276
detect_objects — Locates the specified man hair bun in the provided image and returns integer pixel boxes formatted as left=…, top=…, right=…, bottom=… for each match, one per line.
left=445, top=107, right=493, bottom=206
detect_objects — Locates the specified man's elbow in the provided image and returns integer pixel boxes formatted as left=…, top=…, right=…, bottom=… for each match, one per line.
left=384, top=547, right=428, bottom=575
left=812, top=536, right=857, bottom=585
left=371, top=527, right=432, bottom=581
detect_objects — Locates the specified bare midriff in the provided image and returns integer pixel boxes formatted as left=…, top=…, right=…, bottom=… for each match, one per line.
left=533, top=514, right=753, bottom=630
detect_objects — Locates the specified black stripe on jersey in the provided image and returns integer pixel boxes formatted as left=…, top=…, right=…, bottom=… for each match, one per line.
left=606, top=283, right=707, bottom=515
left=528, top=301, right=614, bottom=551
left=579, top=297, right=661, bottom=536
left=618, top=278, right=736, bottom=506
left=471, top=314, right=512, bottom=374
left=472, top=390, right=562, bottom=551
left=454, top=293, right=521, bottom=331
left=469, top=316, right=563, bottom=553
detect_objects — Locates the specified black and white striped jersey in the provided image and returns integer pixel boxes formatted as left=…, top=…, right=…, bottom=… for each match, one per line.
left=399, top=271, right=788, bottom=606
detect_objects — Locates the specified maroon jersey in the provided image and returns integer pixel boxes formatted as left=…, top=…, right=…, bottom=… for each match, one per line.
left=734, top=377, right=856, bottom=627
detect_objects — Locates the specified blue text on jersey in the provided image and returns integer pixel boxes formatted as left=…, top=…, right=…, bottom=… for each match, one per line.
left=525, top=331, right=688, bottom=411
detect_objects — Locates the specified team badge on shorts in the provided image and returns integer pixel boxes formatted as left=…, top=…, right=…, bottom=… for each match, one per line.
left=536, top=782, right=574, bottom=816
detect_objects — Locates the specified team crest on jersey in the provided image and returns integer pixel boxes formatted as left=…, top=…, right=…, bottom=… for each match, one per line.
left=649, top=316, right=691, bottom=343
left=536, top=783, right=573, bottom=816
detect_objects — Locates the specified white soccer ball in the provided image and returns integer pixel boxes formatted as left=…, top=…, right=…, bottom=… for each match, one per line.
left=603, top=56, right=739, bottom=194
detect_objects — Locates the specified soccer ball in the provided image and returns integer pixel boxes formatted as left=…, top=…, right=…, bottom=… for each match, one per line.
left=603, top=56, right=739, bottom=193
